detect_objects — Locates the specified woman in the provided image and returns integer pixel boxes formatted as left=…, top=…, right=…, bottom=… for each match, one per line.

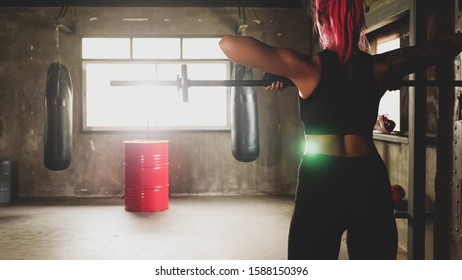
left=219, top=0, right=462, bottom=259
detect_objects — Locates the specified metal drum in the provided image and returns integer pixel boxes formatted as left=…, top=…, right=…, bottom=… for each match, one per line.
left=124, top=140, right=169, bottom=212
left=0, top=160, right=11, bottom=204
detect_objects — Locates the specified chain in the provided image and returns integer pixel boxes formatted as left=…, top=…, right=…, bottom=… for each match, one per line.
left=54, top=25, right=63, bottom=63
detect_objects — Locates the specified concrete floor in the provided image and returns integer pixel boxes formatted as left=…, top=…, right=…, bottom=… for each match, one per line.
left=0, top=196, right=405, bottom=260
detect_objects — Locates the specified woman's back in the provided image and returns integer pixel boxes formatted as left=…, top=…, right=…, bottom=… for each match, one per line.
left=300, top=50, right=381, bottom=136
left=300, top=49, right=382, bottom=157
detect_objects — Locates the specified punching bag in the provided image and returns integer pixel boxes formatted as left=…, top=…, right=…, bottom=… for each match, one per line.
left=231, top=64, right=259, bottom=162
left=44, top=61, right=73, bottom=170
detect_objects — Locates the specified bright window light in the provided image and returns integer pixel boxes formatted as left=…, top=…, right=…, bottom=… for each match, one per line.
left=132, top=38, right=181, bottom=59
left=182, top=38, right=227, bottom=59
left=82, top=37, right=230, bottom=131
left=82, top=38, right=131, bottom=59
left=377, top=37, right=401, bottom=131
left=84, top=63, right=158, bottom=128
left=156, top=63, right=228, bottom=127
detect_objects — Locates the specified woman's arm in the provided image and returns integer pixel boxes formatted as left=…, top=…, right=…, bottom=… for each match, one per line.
left=374, top=33, right=462, bottom=91
left=219, top=35, right=319, bottom=98
left=219, top=35, right=302, bottom=77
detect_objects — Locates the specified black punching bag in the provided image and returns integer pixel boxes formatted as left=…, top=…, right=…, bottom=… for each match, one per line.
left=44, top=62, right=73, bottom=170
left=231, top=64, right=259, bottom=162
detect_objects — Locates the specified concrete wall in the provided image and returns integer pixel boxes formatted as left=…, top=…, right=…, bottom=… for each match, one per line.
left=0, top=7, right=310, bottom=197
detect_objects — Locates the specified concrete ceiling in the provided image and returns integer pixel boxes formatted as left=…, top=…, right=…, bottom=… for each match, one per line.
left=0, top=0, right=305, bottom=8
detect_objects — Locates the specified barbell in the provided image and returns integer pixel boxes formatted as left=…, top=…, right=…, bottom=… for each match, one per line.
left=110, top=64, right=462, bottom=102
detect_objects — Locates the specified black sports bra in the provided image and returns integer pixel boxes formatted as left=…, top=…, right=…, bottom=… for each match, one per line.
left=299, top=49, right=381, bottom=135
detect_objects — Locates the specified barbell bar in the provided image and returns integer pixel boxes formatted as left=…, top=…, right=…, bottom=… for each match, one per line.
left=111, top=65, right=295, bottom=102
left=110, top=64, right=462, bottom=102
left=401, top=80, right=462, bottom=87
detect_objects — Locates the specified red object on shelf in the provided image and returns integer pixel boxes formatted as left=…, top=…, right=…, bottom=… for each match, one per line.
left=382, top=115, right=396, bottom=132
left=391, top=184, right=405, bottom=204
left=124, top=140, right=169, bottom=212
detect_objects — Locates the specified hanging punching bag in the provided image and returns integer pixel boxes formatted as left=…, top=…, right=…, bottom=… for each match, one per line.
left=231, top=64, right=260, bottom=162
left=44, top=61, right=73, bottom=170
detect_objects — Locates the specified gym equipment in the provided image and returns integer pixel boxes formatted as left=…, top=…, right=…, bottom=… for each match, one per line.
left=111, top=65, right=295, bottom=103
left=44, top=62, right=73, bottom=170
left=231, top=64, right=260, bottom=162
left=383, top=117, right=396, bottom=132
left=391, top=184, right=406, bottom=204
left=0, top=160, right=11, bottom=204
left=54, top=6, right=75, bottom=34
left=111, top=65, right=462, bottom=102
left=375, top=114, right=396, bottom=133
left=44, top=24, right=73, bottom=171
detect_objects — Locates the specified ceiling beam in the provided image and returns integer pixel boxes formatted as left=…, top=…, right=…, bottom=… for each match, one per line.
left=0, top=0, right=304, bottom=8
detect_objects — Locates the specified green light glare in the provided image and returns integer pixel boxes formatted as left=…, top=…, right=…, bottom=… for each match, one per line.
left=304, top=139, right=321, bottom=154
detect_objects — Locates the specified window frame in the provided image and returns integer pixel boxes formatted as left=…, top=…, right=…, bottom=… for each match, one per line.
left=80, top=36, right=231, bottom=132
left=366, top=11, right=410, bottom=142
left=375, top=35, right=402, bottom=132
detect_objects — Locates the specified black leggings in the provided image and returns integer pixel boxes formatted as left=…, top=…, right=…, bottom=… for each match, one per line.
left=288, top=153, right=398, bottom=260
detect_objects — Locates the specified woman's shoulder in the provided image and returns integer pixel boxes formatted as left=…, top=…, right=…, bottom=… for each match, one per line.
left=346, top=50, right=374, bottom=66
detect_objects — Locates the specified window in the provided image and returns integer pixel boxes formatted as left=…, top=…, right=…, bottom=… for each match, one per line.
left=82, top=37, right=230, bottom=131
left=377, top=36, right=401, bottom=131
left=367, top=15, right=410, bottom=134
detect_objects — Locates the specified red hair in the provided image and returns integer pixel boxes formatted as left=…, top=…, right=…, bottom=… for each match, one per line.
left=312, top=0, right=368, bottom=64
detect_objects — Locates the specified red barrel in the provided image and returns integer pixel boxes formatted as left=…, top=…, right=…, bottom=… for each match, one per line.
left=124, top=140, right=169, bottom=212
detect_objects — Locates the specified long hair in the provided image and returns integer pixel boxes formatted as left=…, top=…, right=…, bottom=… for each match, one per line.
left=311, top=0, right=368, bottom=64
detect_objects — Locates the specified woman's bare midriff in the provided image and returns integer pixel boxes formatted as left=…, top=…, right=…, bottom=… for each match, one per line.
left=304, top=134, right=377, bottom=157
